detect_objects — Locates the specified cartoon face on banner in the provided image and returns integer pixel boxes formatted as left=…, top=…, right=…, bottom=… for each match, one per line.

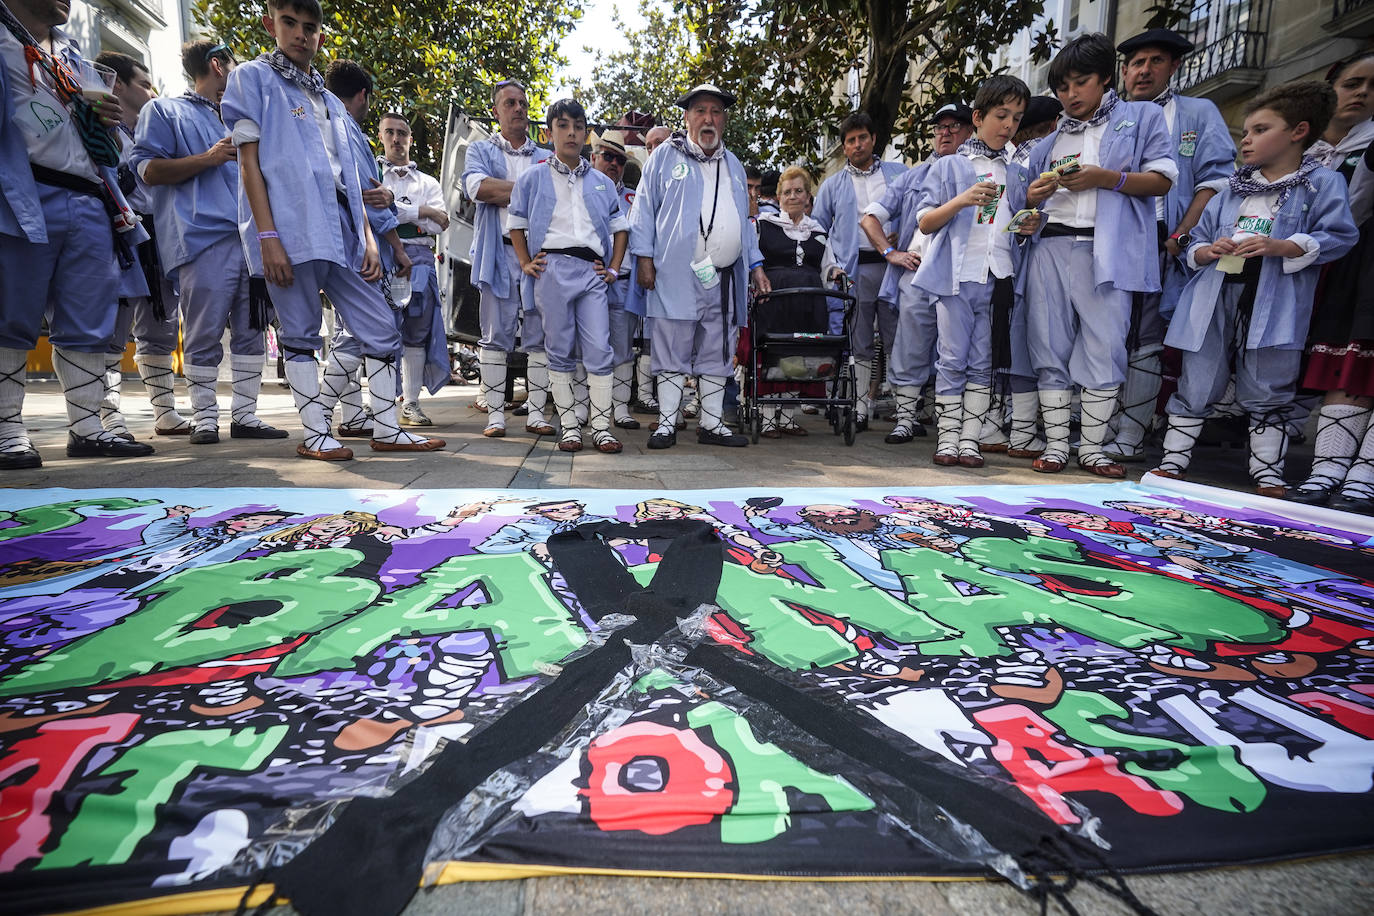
left=2, top=485, right=1374, bottom=913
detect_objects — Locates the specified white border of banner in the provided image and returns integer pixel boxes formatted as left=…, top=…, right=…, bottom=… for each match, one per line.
left=1143, top=472, right=1374, bottom=536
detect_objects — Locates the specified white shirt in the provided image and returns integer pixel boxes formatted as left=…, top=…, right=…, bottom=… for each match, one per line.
left=381, top=159, right=444, bottom=235
left=1187, top=169, right=1320, bottom=274
left=952, top=154, right=1014, bottom=282
left=1041, top=121, right=1106, bottom=229
left=849, top=164, right=889, bottom=250
left=694, top=154, right=742, bottom=268
left=541, top=160, right=603, bottom=256
left=1155, top=94, right=1177, bottom=221
left=0, top=27, right=98, bottom=181
left=464, top=136, right=537, bottom=239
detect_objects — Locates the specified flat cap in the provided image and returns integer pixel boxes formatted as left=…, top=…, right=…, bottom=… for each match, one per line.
left=930, top=101, right=974, bottom=124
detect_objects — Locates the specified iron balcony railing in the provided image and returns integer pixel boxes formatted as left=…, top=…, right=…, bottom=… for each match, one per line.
left=1175, top=0, right=1270, bottom=92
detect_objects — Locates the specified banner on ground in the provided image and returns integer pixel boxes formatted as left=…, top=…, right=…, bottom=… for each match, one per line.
left=1, top=484, right=1373, bottom=915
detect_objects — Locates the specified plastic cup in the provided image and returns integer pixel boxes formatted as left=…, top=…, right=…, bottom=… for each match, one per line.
left=79, top=60, right=116, bottom=102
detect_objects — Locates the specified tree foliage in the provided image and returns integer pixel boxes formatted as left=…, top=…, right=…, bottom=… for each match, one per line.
left=194, top=0, right=584, bottom=171
left=568, top=0, right=769, bottom=163
left=683, top=0, right=1057, bottom=167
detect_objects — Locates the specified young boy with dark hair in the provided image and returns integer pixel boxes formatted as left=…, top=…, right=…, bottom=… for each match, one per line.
left=508, top=98, right=628, bottom=453
left=812, top=108, right=908, bottom=430
left=94, top=49, right=192, bottom=442
left=914, top=74, right=1035, bottom=468
left=133, top=39, right=288, bottom=446
left=1151, top=81, right=1358, bottom=498
left=1022, top=32, right=1177, bottom=478
left=219, top=0, right=443, bottom=459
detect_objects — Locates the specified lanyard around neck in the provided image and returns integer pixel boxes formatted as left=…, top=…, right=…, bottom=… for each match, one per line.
left=699, top=157, right=722, bottom=243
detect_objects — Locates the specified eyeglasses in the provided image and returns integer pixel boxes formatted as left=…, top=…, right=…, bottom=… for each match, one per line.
left=492, top=78, right=526, bottom=96
left=932, top=123, right=966, bottom=134
left=204, top=43, right=231, bottom=63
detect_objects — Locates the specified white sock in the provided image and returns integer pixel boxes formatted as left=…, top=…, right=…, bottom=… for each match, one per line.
left=1340, top=412, right=1374, bottom=499
left=698, top=374, right=730, bottom=433
left=549, top=368, right=579, bottom=434
left=655, top=372, right=685, bottom=435
left=54, top=348, right=114, bottom=440
left=612, top=362, right=634, bottom=421
left=100, top=353, right=128, bottom=434
left=1248, top=414, right=1289, bottom=489
left=367, top=356, right=426, bottom=444
left=479, top=348, right=507, bottom=428
left=1114, top=347, right=1162, bottom=452
left=0, top=347, right=31, bottom=452
left=1078, top=387, right=1120, bottom=468
left=854, top=358, right=873, bottom=418
left=960, top=384, right=991, bottom=454
left=135, top=353, right=188, bottom=431
left=934, top=394, right=962, bottom=456
left=230, top=354, right=268, bottom=427
left=1010, top=390, right=1041, bottom=450
left=1301, top=403, right=1369, bottom=491
left=402, top=346, right=425, bottom=405
left=635, top=353, right=656, bottom=405
left=183, top=363, right=221, bottom=431
left=1038, top=389, right=1072, bottom=463
left=588, top=372, right=614, bottom=433
left=573, top=363, right=589, bottom=426
left=284, top=357, right=339, bottom=451
left=525, top=351, right=550, bottom=423
left=1157, top=416, right=1203, bottom=476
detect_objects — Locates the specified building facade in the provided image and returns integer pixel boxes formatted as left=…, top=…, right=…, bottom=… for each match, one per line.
left=64, top=0, right=193, bottom=95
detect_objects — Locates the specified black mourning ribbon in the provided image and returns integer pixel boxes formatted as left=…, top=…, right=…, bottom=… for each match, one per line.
left=262, top=519, right=1152, bottom=916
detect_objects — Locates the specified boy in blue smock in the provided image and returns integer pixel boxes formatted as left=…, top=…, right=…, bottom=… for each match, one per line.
left=133, top=39, right=287, bottom=447
left=318, top=60, right=416, bottom=438
left=812, top=110, right=908, bottom=430
left=95, top=50, right=191, bottom=442
left=220, top=0, right=443, bottom=460
left=1, top=0, right=154, bottom=468
left=913, top=75, right=1036, bottom=468
left=1022, top=32, right=1177, bottom=478
left=509, top=99, right=629, bottom=454
left=1150, top=82, right=1358, bottom=498
left=859, top=102, right=975, bottom=444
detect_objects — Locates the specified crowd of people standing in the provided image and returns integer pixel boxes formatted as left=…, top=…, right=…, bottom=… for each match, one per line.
left=4, top=0, right=1374, bottom=514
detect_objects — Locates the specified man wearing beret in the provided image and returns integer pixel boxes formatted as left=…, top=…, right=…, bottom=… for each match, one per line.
left=629, top=83, right=770, bottom=448
left=1107, top=28, right=1236, bottom=463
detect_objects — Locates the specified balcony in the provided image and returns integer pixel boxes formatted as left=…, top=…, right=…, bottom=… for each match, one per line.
left=108, top=0, right=167, bottom=30
left=1175, top=1, right=1269, bottom=103
left=1328, top=0, right=1374, bottom=38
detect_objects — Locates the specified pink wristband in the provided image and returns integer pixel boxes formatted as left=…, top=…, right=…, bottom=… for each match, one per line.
left=1112, top=171, right=1128, bottom=192
left=257, top=230, right=280, bottom=241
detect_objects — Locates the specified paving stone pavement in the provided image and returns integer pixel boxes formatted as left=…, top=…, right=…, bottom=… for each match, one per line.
left=7, top=375, right=1372, bottom=916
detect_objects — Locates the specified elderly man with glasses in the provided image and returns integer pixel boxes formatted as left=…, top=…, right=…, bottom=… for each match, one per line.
left=132, top=38, right=287, bottom=446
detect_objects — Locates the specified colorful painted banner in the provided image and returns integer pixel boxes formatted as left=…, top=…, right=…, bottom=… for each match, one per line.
left=2, top=484, right=1373, bottom=915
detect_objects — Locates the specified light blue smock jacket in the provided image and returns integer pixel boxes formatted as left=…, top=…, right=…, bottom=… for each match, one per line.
left=811, top=160, right=909, bottom=278
left=462, top=137, right=550, bottom=299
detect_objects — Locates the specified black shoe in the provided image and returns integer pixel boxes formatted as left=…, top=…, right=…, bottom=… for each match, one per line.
left=614, top=416, right=642, bottom=430
left=1288, top=484, right=1336, bottom=506
left=67, top=432, right=155, bottom=458
left=647, top=429, right=676, bottom=449
left=230, top=422, right=289, bottom=439
left=911, top=420, right=928, bottom=437
left=697, top=426, right=748, bottom=447
left=855, top=416, right=869, bottom=433
left=0, top=445, right=42, bottom=469
left=1330, top=493, right=1374, bottom=515
left=189, top=427, right=220, bottom=445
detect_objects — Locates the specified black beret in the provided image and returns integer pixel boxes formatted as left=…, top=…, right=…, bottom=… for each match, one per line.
left=1117, top=28, right=1193, bottom=58
left=1021, top=95, right=1063, bottom=130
